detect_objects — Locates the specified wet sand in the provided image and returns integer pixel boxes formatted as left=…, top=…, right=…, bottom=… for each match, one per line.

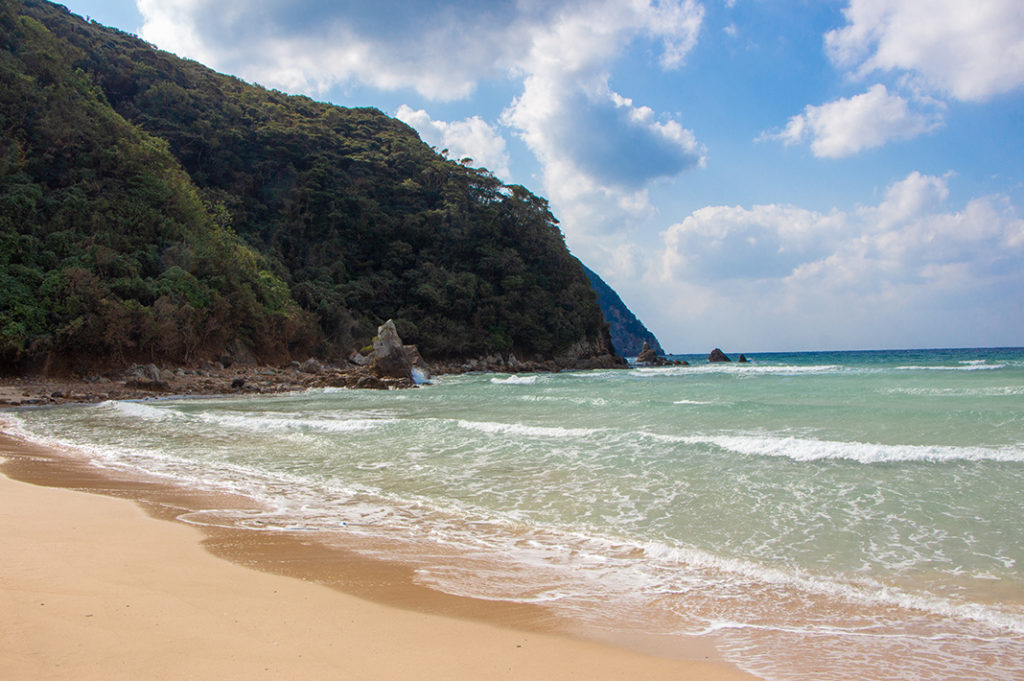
left=0, top=430, right=757, bottom=681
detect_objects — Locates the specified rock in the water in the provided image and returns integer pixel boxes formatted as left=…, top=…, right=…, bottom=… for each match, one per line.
left=636, top=342, right=660, bottom=365
left=738, top=354, right=749, bottom=363
left=371, top=319, right=413, bottom=380
left=708, top=348, right=731, bottom=363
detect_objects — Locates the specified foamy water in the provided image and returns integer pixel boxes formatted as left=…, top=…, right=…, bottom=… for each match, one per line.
left=4, top=347, right=1023, bottom=681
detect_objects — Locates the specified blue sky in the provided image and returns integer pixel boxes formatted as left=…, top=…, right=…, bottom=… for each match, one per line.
left=59, top=0, right=1024, bottom=352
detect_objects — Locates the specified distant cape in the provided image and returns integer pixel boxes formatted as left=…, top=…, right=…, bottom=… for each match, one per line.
left=582, top=264, right=665, bottom=358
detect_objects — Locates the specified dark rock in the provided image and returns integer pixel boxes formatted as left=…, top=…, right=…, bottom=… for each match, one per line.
left=124, top=378, right=170, bottom=391
left=231, top=377, right=246, bottom=389
left=220, top=355, right=234, bottom=369
left=636, top=342, right=660, bottom=365
left=350, top=374, right=388, bottom=390
left=738, top=354, right=749, bottom=363
left=708, top=348, right=731, bottom=363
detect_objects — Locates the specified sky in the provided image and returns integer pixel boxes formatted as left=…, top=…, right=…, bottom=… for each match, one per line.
left=58, top=0, right=1024, bottom=353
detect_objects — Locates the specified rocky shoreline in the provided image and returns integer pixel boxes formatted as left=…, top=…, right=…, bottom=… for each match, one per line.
left=0, top=357, right=618, bottom=408
left=0, top=319, right=627, bottom=408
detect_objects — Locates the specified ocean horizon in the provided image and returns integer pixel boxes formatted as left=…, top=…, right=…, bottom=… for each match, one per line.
left=4, top=346, right=1023, bottom=681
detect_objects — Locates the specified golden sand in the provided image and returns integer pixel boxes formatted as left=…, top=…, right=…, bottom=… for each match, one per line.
left=0, top=432, right=755, bottom=681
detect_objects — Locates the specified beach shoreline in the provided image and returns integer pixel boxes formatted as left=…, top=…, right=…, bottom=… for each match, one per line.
left=0, top=428, right=756, bottom=681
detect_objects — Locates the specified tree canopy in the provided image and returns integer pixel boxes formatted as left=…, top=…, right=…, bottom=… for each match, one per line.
left=1, top=0, right=613, bottom=373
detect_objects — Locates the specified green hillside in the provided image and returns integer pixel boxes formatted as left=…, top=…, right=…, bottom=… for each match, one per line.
left=0, top=0, right=315, bottom=373
left=1, top=0, right=621, bottom=373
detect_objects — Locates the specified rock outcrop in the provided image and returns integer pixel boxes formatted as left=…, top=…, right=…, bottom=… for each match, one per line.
left=633, top=342, right=689, bottom=367
left=636, top=342, right=660, bottom=365
left=708, top=348, right=731, bottom=363
left=370, top=320, right=415, bottom=381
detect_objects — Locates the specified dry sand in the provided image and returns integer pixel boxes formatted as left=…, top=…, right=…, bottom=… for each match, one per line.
left=0, top=433, right=757, bottom=681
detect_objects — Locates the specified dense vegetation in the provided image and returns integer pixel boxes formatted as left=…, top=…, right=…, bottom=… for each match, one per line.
left=1, top=0, right=616, bottom=373
left=582, top=265, right=664, bottom=357
left=0, top=0, right=315, bottom=373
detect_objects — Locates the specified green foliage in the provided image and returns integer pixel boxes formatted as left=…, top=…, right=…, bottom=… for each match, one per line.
left=2, top=0, right=611, bottom=372
left=0, top=1, right=314, bottom=371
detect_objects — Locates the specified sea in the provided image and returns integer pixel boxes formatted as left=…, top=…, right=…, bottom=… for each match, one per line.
left=4, top=347, right=1023, bottom=681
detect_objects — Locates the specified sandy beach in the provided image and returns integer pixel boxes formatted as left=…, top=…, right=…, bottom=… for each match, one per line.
left=0, top=431, right=756, bottom=681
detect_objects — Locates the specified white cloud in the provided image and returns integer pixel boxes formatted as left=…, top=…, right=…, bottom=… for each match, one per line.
left=395, top=106, right=511, bottom=178
left=766, top=84, right=940, bottom=157
left=137, top=0, right=709, bottom=244
left=763, top=1, right=1023, bottom=158
left=139, top=0, right=529, bottom=99
left=825, top=0, right=1024, bottom=102
left=501, top=0, right=706, bottom=241
left=653, top=172, right=1024, bottom=350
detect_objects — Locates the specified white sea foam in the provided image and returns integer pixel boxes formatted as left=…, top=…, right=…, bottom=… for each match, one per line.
left=108, top=399, right=186, bottom=421
left=895, top=364, right=1005, bottom=371
left=883, top=386, right=1024, bottom=397
left=644, top=431, right=1024, bottom=464
left=194, top=411, right=393, bottom=434
left=491, top=375, right=538, bottom=385
left=456, top=419, right=603, bottom=439
left=106, top=402, right=395, bottom=435
left=631, top=363, right=846, bottom=377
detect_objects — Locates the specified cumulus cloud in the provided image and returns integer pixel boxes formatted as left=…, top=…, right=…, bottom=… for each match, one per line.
left=765, top=84, right=940, bottom=157
left=139, top=0, right=527, bottom=99
left=501, top=0, right=706, bottom=239
left=825, top=0, right=1024, bottom=102
left=764, top=1, right=1023, bottom=157
left=655, top=172, right=1024, bottom=349
left=138, top=0, right=708, bottom=241
left=395, top=106, right=511, bottom=178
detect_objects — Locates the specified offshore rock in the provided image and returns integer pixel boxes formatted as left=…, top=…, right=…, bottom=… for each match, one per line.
left=371, top=319, right=414, bottom=380
left=636, top=342, right=660, bottom=366
left=738, top=354, right=750, bottom=363
left=708, top=348, right=731, bottom=363
left=634, top=342, right=688, bottom=367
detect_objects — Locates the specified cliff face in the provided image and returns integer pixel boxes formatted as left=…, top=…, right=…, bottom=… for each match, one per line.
left=582, top=264, right=665, bottom=357
left=2, top=0, right=622, bottom=373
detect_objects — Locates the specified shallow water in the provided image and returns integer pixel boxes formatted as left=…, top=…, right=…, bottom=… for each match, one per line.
left=5, top=347, right=1024, bottom=680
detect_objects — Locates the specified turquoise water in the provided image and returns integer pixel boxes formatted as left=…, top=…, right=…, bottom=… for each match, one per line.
left=5, top=347, right=1024, bottom=680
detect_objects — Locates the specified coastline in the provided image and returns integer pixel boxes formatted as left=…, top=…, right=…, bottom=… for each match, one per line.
left=0, top=428, right=756, bottom=681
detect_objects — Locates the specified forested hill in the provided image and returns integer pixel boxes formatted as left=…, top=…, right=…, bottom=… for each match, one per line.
left=582, top=265, right=665, bottom=357
left=1, top=0, right=623, bottom=374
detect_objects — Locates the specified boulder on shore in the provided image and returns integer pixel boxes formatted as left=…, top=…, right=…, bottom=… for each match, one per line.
left=708, top=348, right=731, bottom=363
left=370, top=320, right=414, bottom=381
left=299, top=358, right=322, bottom=374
